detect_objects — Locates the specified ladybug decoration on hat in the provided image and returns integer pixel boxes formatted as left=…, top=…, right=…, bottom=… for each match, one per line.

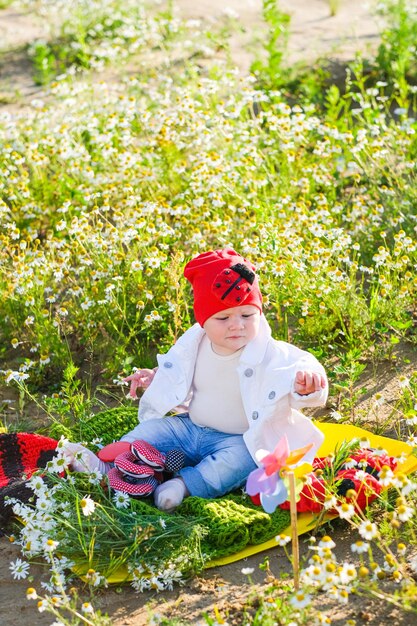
left=183, top=248, right=263, bottom=326
left=212, top=263, right=257, bottom=306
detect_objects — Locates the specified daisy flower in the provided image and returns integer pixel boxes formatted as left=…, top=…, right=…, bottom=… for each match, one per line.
left=351, top=540, right=369, bottom=554
left=276, top=533, right=291, bottom=546
left=358, top=520, right=379, bottom=540
left=9, top=558, right=30, bottom=580
left=290, top=591, right=312, bottom=609
left=26, top=587, right=37, bottom=600
left=113, top=491, right=130, bottom=509
left=80, top=495, right=96, bottom=516
left=336, top=502, right=355, bottom=520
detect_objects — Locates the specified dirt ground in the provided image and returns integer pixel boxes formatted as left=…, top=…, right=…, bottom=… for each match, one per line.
left=0, top=0, right=382, bottom=101
left=1, top=1, right=416, bottom=625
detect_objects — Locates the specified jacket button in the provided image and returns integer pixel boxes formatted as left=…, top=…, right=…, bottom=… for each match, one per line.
left=252, top=411, right=259, bottom=420
left=268, top=391, right=276, bottom=400
left=163, top=362, right=173, bottom=368
left=244, top=368, right=253, bottom=377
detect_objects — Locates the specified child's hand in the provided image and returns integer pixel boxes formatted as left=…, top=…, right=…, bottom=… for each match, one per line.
left=123, top=368, right=157, bottom=398
left=294, top=370, right=327, bottom=395
left=60, top=442, right=107, bottom=473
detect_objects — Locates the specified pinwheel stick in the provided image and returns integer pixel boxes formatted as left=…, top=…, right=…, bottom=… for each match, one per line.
left=287, top=470, right=300, bottom=590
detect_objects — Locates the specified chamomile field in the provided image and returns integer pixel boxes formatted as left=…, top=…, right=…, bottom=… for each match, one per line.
left=0, top=1, right=417, bottom=625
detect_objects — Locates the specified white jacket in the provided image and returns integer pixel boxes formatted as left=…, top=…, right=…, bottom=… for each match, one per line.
left=137, top=316, right=328, bottom=465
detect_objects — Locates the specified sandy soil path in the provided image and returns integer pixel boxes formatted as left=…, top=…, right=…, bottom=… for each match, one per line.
left=0, top=0, right=382, bottom=101
left=174, top=0, right=381, bottom=69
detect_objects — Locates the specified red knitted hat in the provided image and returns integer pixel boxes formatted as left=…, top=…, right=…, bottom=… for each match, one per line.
left=183, top=248, right=263, bottom=326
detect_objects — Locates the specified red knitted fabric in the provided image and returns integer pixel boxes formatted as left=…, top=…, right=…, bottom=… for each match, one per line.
left=249, top=449, right=397, bottom=514
left=0, top=433, right=58, bottom=488
left=0, top=433, right=58, bottom=532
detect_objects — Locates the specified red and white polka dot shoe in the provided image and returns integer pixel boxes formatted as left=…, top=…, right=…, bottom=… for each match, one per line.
left=97, top=440, right=130, bottom=462
left=107, top=467, right=158, bottom=497
left=130, top=440, right=166, bottom=470
left=114, top=450, right=155, bottom=479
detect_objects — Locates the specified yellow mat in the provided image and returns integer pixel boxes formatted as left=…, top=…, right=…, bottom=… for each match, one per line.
left=78, top=422, right=417, bottom=582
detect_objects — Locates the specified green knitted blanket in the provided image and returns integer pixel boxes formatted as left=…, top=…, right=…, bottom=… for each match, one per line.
left=55, top=406, right=291, bottom=562
left=49, top=406, right=140, bottom=446
left=178, top=494, right=290, bottom=559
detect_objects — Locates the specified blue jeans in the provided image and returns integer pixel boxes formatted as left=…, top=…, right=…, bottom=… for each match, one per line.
left=121, top=414, right=257, bottom=499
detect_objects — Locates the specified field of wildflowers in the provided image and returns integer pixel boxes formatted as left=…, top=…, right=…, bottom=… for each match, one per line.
left=0, top=0, right=417, bottom=624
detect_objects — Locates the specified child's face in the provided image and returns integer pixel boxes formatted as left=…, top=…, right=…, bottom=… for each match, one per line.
left=203, top=305, right=261, bottom=356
